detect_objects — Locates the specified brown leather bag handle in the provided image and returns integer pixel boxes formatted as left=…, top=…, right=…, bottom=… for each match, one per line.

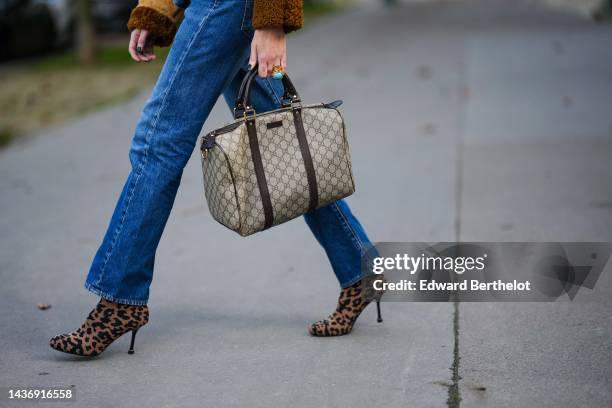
left=234, top=65, right=300, bottom=119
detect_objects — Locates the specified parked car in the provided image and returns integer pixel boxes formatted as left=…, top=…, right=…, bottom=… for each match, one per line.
left=0, top=0, right=75, bottom=60
left=1, top=0, right=137, bottom=61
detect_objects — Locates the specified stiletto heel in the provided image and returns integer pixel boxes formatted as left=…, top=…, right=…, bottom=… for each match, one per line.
left=376, top=300, right=383, bottom=323
left=128, top=329, right=138, bottom=355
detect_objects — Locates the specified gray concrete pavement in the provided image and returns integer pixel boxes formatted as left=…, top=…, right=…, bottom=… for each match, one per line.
left=457, top=4, right=612, bottom=406
left=1, top=1, right=611, bottom=407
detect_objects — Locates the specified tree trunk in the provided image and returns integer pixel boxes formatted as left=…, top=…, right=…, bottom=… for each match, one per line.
left=77, top=0, right=95, bottom=64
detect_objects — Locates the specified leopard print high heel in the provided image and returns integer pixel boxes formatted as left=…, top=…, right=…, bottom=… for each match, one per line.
left=308, top=275, right=385, bottom=337
left=49, top=299, right=148, bottom=357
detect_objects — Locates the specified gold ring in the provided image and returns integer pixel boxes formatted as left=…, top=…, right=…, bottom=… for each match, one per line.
left=272, top=65, right=283, bottom=73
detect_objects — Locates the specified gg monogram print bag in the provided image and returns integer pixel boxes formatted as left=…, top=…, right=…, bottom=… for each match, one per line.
left=200, top=68, right=355, bottom=236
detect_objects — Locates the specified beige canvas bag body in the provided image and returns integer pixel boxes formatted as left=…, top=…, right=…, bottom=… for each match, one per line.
left=200, top=69, right=355, bottom=236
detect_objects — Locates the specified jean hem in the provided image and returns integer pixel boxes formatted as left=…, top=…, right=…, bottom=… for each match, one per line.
left=84, top=282, right=148, bottom=306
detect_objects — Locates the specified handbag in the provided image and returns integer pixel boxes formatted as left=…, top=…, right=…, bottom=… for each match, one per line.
left=199, top=68, right=355, bottom=236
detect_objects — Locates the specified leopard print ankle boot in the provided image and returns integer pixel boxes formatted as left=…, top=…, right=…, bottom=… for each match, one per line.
left=49, top=299, right=149, bottom=357
left=308, top=276, right=385, bottom=337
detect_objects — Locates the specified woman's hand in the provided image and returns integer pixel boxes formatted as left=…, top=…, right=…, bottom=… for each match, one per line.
left=249, top=27, right=286, bottom=77
left=128, top=29, right=156, bottom=62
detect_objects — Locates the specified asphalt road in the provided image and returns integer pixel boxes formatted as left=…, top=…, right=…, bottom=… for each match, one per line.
left=1, top=1, right=611, bottom=407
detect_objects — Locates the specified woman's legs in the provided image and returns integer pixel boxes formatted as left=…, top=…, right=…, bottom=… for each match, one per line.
left=86, top=0, right=376, bottom=306
left=223, top=67, right=376, bottom=289
left=85, top=0, right=252, bottom=305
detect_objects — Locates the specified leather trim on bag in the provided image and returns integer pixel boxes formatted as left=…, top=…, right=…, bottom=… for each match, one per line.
left=246, top=118, right=274, bottom=230
left=214, top=142, right=243, bottom=233
left=323, top=100, right=343, bottom=109
left=333, top=107, right=356, bottom=193
left=292, top=107, right=319, bottom=212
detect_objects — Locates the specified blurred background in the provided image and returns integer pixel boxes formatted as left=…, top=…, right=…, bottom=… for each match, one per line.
left=0, top=0, right=352, bottom=146
left=0, top=0, right=611, bottom=146
left=0, top=0, right=610, bottom=147
left=1, top=1, right=612, bottom=407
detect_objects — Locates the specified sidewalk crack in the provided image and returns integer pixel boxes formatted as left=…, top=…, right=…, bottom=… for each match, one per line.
left=447, top=299, right=462, bottom=407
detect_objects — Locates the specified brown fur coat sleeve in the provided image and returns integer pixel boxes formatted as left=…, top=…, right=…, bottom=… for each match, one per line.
left=127, top=0, right=303, bottom=47
left=252, top=0, right=303, bottom=33
left=127, top=0, right=184, bottom=47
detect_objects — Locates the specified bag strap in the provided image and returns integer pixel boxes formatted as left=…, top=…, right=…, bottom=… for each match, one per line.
left=245, top=117, right=274, bottom=230
left=239, top=67, right=320, bottom=230
left=291, top=105, right=318, bottom=212
left=234, top=65, right=300, bottom=119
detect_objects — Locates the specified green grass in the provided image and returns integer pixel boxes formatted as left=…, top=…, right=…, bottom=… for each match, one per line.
left=27, top=1, right=346, bottom=72
left=31, top=45, right=170, bottom=72
left=85, top=85, right=142, bottom=113
left=0, top=127, right=15, bottom=148
left=0, top=3, right=349, bottom=149
left=304, top=0, right=349, bottom=21
left=0, top=43, right=166, bottom=147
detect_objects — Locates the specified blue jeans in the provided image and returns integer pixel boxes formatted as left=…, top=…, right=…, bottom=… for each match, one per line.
left=84, top=0, right=374, bottom=305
